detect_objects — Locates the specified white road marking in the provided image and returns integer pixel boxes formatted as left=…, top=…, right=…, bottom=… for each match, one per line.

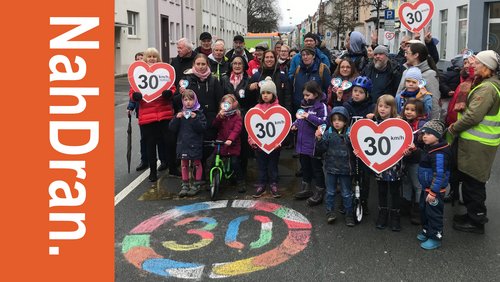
left=115, top=161, right=160, bottom=206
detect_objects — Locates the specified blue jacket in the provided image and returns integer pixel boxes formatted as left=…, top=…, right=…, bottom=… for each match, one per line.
left=395, top=88, right=433, bottom=117
left=292, top=95, right=328, bottom=156
left=288, top=48, right=330, bottom=79
left=418, top=141, right=451, bottom=196
left=291, top=59, right=331, bottom=108
left=316, top=112, right=354, bottom=175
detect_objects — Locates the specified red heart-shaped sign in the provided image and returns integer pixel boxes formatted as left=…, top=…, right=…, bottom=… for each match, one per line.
left=349, top=118, right=413, bottom=174
left=245, top=106, right=292, bottom=154
left=128, top=61, right=176, bottom=103
left=385, top=31, right=395, bottom=41
left=398, top=0, right=434, bottom=33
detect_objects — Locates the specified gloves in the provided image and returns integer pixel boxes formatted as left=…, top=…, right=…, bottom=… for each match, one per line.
left=162, top=89, right=173, bottom=99
left=132, top=92, right=142, bottom=102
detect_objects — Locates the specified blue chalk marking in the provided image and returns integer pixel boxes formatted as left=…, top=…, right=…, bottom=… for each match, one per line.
left=225, top=215, right=249, bottom=243
left=142, top=258, right=203, bottom=277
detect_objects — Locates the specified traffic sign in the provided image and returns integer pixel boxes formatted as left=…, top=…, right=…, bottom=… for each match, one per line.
left=384, top=9, right=395, bottom=20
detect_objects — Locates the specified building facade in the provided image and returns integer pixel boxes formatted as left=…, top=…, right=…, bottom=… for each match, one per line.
left=197, top=0, right=248, bottom=47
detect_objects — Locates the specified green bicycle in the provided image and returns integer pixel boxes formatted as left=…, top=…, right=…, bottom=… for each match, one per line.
left=204, top=140, right=234, bottom=200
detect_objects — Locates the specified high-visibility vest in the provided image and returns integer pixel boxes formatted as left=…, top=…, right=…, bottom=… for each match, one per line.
left=459, top=81, right=500, bottom=146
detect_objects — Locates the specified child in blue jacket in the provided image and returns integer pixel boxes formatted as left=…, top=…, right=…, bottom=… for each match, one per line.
left=315, top=106, right=355, bottom=226
left=417, top=120, right=451, bottom=250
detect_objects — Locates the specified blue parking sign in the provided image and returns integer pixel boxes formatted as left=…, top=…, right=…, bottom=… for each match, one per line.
left=384, top=9, right=395, bottom=20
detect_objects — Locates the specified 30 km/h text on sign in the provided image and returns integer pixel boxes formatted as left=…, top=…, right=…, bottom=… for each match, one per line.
left=245, top=106, right=291, bottom=154
left=127, top=61, right=176, bottom=103
left=349, top=118, right=413, bottom=174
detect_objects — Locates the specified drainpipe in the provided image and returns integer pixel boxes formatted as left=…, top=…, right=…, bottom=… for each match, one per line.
left=181, top=0, right=184, bottom=37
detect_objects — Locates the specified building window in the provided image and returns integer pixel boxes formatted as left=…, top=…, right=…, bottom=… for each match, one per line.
left=440, top=9, right=448, bottom=59
left=127, top=11, right=138, bottom=36
left=457, top=5, right=468, bottom=53
left=170, top=22, right=175, bottom=42
left=186, top=24, right=190, bottom=42
left=176, top=23, right=181, bottom=39
left=488, top=2, right=500, bottom=53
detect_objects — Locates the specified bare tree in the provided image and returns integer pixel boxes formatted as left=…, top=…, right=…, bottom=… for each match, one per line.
left=320, top=0, right=357, bottom=48
left=247, top=0, right=281, bottom=33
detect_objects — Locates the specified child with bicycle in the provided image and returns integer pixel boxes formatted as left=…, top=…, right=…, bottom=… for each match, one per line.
left=315, top=106, right=355, bottom=226
left=169, top=89, right=207, bottom=197
left=213, top=94, right=245, bottom=193
left=249, top=77, right=282, bottom=198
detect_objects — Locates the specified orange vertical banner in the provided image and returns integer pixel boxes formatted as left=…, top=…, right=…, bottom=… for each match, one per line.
left=1, top=1, right=114, bottom=281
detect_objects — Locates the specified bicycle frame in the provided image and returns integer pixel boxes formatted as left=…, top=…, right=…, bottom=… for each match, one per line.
left=209, top=143, right=234, bottom=187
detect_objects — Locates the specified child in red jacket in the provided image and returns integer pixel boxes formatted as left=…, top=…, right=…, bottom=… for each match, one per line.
left=213, top=94, right=245, bottom=192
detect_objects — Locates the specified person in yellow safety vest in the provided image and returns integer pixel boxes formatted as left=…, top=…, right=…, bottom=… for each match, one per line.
left=447, top=50, right=500, bottom=234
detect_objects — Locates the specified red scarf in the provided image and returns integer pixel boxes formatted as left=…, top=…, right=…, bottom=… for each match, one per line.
left=230, top=72, right=243, bottom=89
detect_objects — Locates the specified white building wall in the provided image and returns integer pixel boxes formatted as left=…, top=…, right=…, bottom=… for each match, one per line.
left=431, top=0, right=469, bottom=61
left=197, top=0, right=247, bottom=50
left=115, top=0, right=149, bottom=74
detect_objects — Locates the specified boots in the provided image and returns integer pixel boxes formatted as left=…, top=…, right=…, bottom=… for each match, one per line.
left=306, top=186, right=325, bottom=206
left=187, top=181, right=202, bottom=196
left=410, top=203, right=421, bottom=225
left=294, top=181, right=313, bottom=200
left=390, top=209, right=401, bottom=232
left=376, top=207, right=389, bottom=229
left=179, top=182, right=190, bottom=197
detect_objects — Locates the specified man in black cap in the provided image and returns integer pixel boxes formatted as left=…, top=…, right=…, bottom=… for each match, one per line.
left=195, top=32, right=212, bottom=56
left=226, top=35, right=254, bottom=63
left=288, top=32, right=330, bottom=79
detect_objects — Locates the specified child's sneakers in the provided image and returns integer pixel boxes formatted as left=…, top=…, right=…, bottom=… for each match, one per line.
left=270, top=183, right=281, bottom=198
left=417, top=230, right=428, bottom=242
left=187, top=181, right=202, bottom=196
left=252, top=185, right=266, bottom=198
left=179, top=182, right=190, bottom=197
left=420, top=238, right=441, bottom=250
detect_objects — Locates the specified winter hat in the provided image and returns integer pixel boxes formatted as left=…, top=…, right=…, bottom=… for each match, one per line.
left=255, top=41, right=269, bottom=51
left=421, top=119, right=445, bottom=139
left=301, top=47, right=316, bottom=56
left=373, top=45, right=388, bottom=56
left=474, top=50, right=500, bottom=71
left=405, top=67, right=422, bottom=82
left=199, top=32, right=212, bottom=41
left=260, top=76, right=277, bottom=95
left=233, top=35, right=245, bottom=43
left=303, top=32, right=317, bottom=42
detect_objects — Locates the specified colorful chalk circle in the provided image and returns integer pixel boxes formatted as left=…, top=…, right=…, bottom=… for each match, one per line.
left=121, top=200, right=312, bottom=279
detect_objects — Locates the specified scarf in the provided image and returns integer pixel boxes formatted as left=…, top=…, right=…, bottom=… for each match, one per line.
left=230, top=72, right=243, bottom=90
left=224, top=109, right=237, bottom=116
left=192, top=66, right=212, bottom=82
left=182, top=95, right=201, bottom=112
left=300, top=98, right=315, bottom=108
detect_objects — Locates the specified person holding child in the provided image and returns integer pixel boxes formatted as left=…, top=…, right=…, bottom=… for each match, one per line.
left=248, top=77, right=282, bottom=198
left=213, top=94, right=245, bottom=193
left=169, top=90, right=207, bottom=197
left=416, top=120, right=451, bottom=250
left=315, top=106, right=356, bottom=226
left=292, top=81, right=328, bottom=206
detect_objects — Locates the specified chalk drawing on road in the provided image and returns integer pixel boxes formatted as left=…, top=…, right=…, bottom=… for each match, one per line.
left=121, top=200, right=312, bottom=279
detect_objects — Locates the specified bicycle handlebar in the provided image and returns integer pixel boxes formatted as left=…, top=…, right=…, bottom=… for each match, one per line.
left=203, top=140, right=226, bottom=147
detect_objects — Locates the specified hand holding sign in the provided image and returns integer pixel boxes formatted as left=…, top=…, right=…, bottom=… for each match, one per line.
left=128, top=61, right=176, bottom=103
left=398, top=0, right=434, bottom=33
left=349, top=118, right=413, bottom=174
left=245, top=106, right=292, bottom=154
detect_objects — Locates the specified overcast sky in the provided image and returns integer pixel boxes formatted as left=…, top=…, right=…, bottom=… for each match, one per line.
left=278, top=0, right=322, bottom=27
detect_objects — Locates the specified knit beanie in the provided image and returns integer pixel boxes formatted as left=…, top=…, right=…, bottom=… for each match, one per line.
left=474, top=50, right=500, bottom=71
left=260, top=76, right=277, bottom=95
left=405, top=67, right=422, bottom=82
left=373, top=45, right=388, bottom=56
left=421, top=119, right=445, bottom=139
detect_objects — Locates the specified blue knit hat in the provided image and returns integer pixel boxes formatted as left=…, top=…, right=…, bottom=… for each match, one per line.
left=405, top=67, right=422, bottom=82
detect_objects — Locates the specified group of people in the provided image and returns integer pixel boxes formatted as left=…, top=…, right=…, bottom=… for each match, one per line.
left=127, top=30, right=500, bottom=250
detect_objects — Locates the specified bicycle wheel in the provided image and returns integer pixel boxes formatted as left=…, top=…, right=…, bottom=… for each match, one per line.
left=354, top=198, right=363, bottom=223
left=210, top=169, right=221, bottom=200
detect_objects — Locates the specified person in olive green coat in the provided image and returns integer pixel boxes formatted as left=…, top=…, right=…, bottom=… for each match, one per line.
left=448, top=50, right=500, bottom=234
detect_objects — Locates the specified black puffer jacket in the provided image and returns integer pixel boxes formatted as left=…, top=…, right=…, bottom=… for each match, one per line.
left=169, top=110, right=207, bottom=160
